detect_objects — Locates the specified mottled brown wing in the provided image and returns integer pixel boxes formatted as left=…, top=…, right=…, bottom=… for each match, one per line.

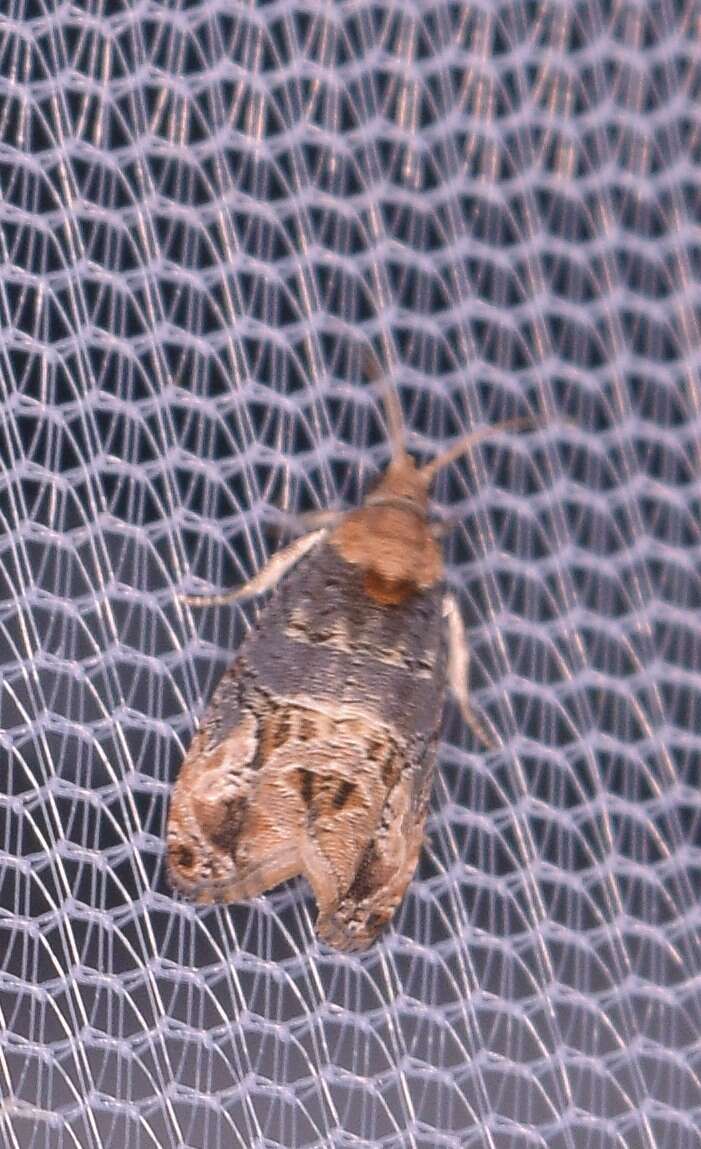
left=167, top=672, right=436, bottom=949
left=168, top=541, right=448, bottom=949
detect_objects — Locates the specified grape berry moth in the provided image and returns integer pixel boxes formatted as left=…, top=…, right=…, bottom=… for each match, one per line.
left=167, top=364, right=530, bottom=950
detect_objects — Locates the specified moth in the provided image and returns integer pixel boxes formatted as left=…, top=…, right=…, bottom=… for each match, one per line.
left=167, top=370, right=528, bottom=950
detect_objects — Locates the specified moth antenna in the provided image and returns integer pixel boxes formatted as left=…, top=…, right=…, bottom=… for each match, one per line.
left=361, top=345, right=407, bottom=463
left=419, top=416, right=537, bottom=483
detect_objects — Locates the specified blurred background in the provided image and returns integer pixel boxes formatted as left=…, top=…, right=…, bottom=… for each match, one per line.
left=0, top=1, right=700, bottom=1146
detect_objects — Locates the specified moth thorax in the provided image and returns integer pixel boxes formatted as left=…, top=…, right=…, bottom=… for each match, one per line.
left=330, top=502, right=443, bottom=605
left=361, top=570, right=416, bottom=606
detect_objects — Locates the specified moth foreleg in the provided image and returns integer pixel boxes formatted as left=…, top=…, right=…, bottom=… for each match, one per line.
left=180, top=527, right=327, bottom=607
left=279, top=509, right=344, bottom=537
left=442, top=593, right=496, bottom=750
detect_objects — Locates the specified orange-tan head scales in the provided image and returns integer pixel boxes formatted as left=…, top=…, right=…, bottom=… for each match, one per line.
left=329, top=451, right=442, bottom=604
left=334, top=355, right=535, bottom=607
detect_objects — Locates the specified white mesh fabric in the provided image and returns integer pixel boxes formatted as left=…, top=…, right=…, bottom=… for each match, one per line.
left=1, top=2, right=700, bottom=1147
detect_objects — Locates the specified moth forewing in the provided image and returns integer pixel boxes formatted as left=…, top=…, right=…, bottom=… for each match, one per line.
left=168, top=372, right=532, bottom=949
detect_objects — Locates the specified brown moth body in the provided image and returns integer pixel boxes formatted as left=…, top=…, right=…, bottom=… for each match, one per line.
left=168, top=377, right=527, bottom=950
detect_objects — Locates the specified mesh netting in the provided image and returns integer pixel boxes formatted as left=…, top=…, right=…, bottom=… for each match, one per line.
left=1, top=1, right=700, bottom=1146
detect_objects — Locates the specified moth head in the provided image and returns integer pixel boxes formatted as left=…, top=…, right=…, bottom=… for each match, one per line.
left=329, top=349, right=535, bottom=604
left=365, top=450, right=431, bottom=512
left=363, top=345, right=534, bottom=515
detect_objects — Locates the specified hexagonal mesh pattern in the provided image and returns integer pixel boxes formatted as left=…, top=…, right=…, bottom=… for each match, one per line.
left=1, top=2, right=700, bottom=1147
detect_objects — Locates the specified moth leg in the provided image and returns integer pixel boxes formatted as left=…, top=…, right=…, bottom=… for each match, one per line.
left=180, top=527, right=327, bottom=607
left=429, top=510, right=461, bottom=540
left=442, top=593, right=496, bottom=750
left=278, top=509, right=344, bottom=537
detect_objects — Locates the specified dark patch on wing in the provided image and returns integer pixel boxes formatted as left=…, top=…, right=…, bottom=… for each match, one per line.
left=366, top=735, right=402, bottom=790
left=249, top=703, right=292, bottom=774
left=365, top=910, right=389, bottom=933
left=275, top=711, right=291, bottom=745
left=207, top=794, right=248, bottom=855
left=332, top=779, right=355, bottom=809
left=297, top=767, right=315, bottom=807
left=381, top=748, right=401, bottom=789
left=171, top=844, right=195, bottom=873
left=347, top=842, right=380, bottom=902
left=367, top=737, right=386, bottom=763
